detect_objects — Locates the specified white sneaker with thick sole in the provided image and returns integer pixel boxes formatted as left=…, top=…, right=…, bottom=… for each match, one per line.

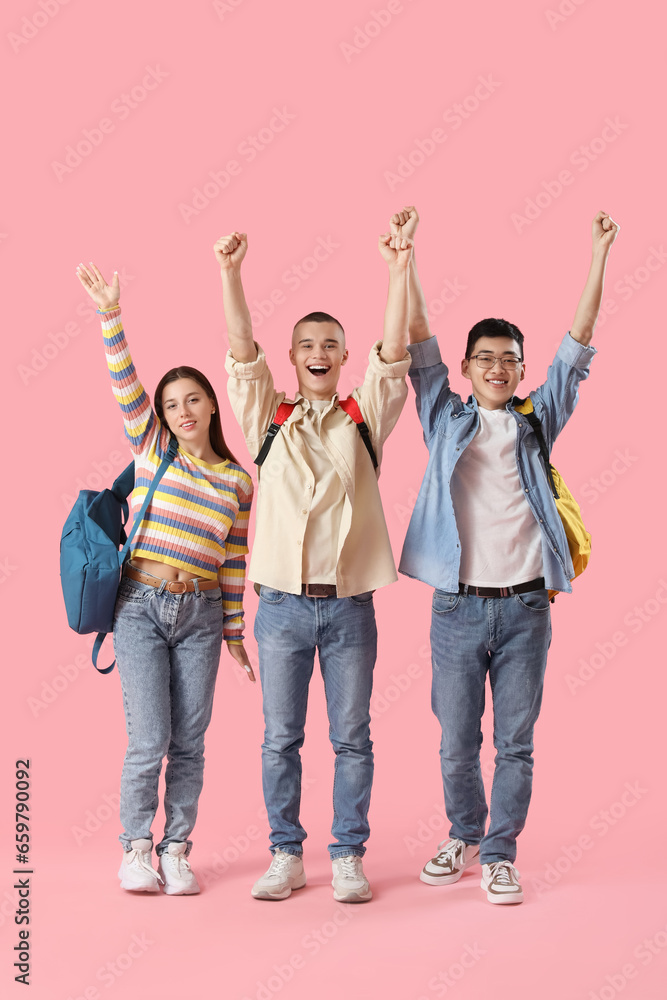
left=251, top=851, right=306, bottom=900
left=481, top=861, right=524, bottom=904
left=158, top=843, right=200, bottom=895
left=420, top=838, right=480, bottom=886
left=118, top=839, right=163, bottom=892
left=331, top=856, right=372, bottom=903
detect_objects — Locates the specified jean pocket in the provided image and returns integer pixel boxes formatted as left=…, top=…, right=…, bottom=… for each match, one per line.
left=432, top=590, right=461, bottom=615
left=348, top=591, right=375, bottom=606
left=116, top=579, right=154, bottom=604
left=515, top=589, right=551, bottom=612
left=258, top=586, right=287, bottom=605
left=199, top=587, right=223, bottom=606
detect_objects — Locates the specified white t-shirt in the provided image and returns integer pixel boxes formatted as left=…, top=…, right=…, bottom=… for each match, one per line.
left=300, top=398, right=346, bottom=585
left=451, top=406, right=544, bottom=587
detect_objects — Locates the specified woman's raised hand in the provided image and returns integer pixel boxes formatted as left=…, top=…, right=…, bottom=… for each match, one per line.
left=76, top=262, right=120, bottom=311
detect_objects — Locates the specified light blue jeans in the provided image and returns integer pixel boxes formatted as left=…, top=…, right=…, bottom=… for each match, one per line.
left=112, top=574, right=223, bottom=855
left=254, top=587, right=377, bottom=860
left=430, top=587, right=552, bottom=864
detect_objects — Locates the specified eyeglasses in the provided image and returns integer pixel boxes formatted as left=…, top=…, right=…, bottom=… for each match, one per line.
left=468, top=354, right=523, bottom=370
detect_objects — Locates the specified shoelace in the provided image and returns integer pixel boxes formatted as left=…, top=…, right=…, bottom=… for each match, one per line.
left=163, top=853, right=192, bottom=877
left=488, top=860, right=520, bottom=885
left=126, top=848, right=163, bottom=884
left=434, top=838, right=467, bottom=868
left=268, top=852, right=295, bottom=877
left=336, top=856, right=363, bottom=881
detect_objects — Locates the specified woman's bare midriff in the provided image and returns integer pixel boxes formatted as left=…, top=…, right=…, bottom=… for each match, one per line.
left=131, top=556, right=203, bottom=582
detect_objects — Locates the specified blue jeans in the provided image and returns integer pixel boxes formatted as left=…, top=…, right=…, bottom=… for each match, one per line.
left=253, top=587, right=377, bottom=859
left=430, top=587, right=552, bottom=864
left=112, top=575, right=223, bottom=855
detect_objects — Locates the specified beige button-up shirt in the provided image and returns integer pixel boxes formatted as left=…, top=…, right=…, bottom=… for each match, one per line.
left=225, top=342, right=410, bottom=596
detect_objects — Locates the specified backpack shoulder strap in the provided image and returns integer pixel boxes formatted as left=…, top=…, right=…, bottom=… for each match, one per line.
left=338, top=396, right=378, bottom=469
left=254, top=402, right=297, bottom=466
left=118, top=435, right=179, bottom=566
left=513, top=396, right=559, bottom=499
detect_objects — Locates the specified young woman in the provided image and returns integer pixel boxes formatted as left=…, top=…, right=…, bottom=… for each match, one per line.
left=76, top=262, right=255, bottom=896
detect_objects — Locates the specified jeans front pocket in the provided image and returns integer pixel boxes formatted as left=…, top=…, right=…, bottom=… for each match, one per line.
left=348, top=591, right=375, bottom=607
left=515, top=589, right=551, bottom=613
left=258, top=586, right=288, bottom=605
left=432, top=589, right=461, bottom=615
left=199, top=587, right=223, bottom=606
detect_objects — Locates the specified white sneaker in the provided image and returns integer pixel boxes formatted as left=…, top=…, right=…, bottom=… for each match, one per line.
left=481, top=861, right=523, bottom=904
left=331, top=855, right=372, bottom=903
left=251, top=851, right=306, bottom=900
left=420, top=838, right=480, bottom=886
left=158, top=843, right=200, bottom=895
left=118, top=839, right=163, bottom=892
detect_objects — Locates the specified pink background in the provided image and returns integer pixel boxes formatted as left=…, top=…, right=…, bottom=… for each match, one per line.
left=2, top=1, right=665, bottom=997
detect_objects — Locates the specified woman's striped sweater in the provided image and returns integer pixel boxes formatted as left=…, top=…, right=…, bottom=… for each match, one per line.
left=100, top=306, right=253, bottom=643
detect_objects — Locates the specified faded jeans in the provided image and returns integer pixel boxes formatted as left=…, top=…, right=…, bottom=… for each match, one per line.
left=254, top=587, right=377, bottom=860
left=430, top=587, right=552, bottom=864
left=112, top=574, right=223, bottom=855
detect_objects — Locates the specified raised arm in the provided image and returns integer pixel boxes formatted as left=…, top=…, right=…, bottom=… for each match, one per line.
left=569, top=211, right=620, bottom=346
left=377, top=230, right=413, bottom=363
left=390, top=206, right=432, bottom=344
left=214, top=232, right=257, bottom=363
left=76, top=262, right=161, bottom=456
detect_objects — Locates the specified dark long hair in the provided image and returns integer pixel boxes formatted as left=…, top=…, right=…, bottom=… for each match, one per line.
left=154, top=367, right=239, bottom=465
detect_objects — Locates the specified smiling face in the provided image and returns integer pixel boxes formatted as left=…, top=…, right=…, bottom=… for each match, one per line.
left=461, top=335, right=525, bottom=410
left=289, top=320, right=348, bottom=400
left=161, top=377, right=216, bottom=448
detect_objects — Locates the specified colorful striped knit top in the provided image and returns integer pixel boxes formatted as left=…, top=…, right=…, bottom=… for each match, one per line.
left=99, top=306, right=253, bottom=643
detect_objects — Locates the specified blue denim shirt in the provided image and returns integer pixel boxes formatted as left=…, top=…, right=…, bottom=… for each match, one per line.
left=398, top=333, right=596, bottom=594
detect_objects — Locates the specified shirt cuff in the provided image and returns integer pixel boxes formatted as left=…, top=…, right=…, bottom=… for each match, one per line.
left=97, top=305, right=121, bottom=315
left=558, top=331, right=597, bottom=368
left=368, top=341, right=411, bottom=377
left=406, top=336, right=443, bottom=370
left=224, top=343, right=267, bottom=379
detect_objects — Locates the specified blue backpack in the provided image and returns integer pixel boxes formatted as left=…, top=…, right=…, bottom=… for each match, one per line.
left=59, top=438, right=177, bottom=673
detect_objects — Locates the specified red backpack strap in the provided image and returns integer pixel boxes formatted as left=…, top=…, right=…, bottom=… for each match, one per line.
left=254, top=402, right=296, bottom=466
left=339, top=396, right=378, bottom=469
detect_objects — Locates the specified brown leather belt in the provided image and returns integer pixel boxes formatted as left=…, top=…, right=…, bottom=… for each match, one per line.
left=459, top=577, right=545, bottom=598
left=304, top=583, right=337, bottom=598
left=124, top=564, right=219, bottom=594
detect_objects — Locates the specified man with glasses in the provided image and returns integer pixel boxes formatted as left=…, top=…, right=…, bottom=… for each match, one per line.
left=395, top=207, right=620, bottom=903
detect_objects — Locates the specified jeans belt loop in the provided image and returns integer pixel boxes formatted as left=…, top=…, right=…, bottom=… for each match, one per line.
left=157, top=579, right=167, bottom=596
left=193, top=578, right=200, bottom=596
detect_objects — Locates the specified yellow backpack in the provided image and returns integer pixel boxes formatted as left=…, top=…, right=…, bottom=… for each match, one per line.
left=514, top=397, right=591, bottom=600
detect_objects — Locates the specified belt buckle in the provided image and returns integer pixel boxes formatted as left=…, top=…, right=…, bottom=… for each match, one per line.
left=305, top=583, right=335, bottom=598
left=167, top=581, right=187, bottom=594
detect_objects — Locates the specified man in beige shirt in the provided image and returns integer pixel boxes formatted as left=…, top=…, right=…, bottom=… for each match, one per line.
left=214, top=226, right=412, bottom=902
